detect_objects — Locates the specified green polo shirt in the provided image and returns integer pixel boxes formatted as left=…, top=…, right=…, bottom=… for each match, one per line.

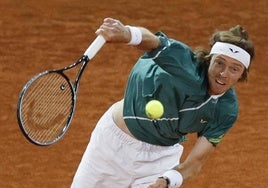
left=123, top=32, right=238, bottom=146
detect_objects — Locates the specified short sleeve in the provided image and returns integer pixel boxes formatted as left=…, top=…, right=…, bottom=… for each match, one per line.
left=201, top=117, right=236, bottom=146
left=198, top=111, right=238, bottom=146
left=142, top=32, right=198, bottom=76
left=143, top=32, right=170, bottom=58
left=198, top=88, right=239, bottom=146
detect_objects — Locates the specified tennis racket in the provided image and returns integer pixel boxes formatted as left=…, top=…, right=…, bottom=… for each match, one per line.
left=17, top=35, right=106, bottom=146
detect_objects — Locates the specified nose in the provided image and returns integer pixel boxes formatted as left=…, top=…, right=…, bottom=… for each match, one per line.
left=220, top=68, right=228, bottom=77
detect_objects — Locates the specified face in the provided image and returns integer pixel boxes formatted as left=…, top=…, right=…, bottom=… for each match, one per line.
left=207, top=54, right=245, bottom=95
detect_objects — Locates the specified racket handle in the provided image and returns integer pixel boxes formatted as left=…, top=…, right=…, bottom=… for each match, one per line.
left=84, top=35, right=106, bottom=59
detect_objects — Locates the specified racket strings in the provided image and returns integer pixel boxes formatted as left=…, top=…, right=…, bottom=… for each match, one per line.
left=20, top=73, right=74, bottom=144
left=23, top=80, right=70, bottom=125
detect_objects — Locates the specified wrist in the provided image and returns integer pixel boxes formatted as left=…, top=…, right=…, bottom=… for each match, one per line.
left=162, top=170, right=183, bottom=188
left=125, top=25, right=142, bottom=45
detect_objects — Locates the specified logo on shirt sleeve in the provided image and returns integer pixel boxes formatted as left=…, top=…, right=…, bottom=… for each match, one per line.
left=209, top=134, right=225, bottom=145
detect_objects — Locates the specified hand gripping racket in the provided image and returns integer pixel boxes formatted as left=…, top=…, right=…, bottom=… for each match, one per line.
left=17, top=35, right=106, bottom=146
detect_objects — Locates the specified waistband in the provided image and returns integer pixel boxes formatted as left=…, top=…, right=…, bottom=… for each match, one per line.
left=105, top=103, right=183, bottom=153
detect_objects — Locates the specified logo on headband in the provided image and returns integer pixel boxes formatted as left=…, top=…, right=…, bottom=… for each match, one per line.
left=229, top=48, right=239, bottom=53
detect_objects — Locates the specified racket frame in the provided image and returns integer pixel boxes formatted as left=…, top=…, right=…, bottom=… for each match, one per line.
left=17, top=35, right=105, bottom=146
left=17, top=71, right=75, bottom=145
left=17, top=56, right=90, bottom=146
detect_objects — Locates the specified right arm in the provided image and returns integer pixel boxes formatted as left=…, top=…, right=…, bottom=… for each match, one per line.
left=95, top=17, right=160, bottom=52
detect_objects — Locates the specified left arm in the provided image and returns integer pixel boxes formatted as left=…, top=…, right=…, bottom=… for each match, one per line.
left=149, top=136, right=214, bottom=188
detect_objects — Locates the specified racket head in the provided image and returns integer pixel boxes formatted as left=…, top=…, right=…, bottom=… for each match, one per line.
left=17, top=71, right=76, bottom=146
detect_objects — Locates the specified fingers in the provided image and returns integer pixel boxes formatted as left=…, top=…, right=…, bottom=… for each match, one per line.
left=103, top=17, right=120, bottom=25
left=100, top=18, right=123, bottom=32
left=95, top=18, right=130, bottom=43
left=148, top=178, right=168, bottom=188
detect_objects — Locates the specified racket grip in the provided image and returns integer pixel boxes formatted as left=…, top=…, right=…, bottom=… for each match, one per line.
left=84, top=35, right=106, bottom=59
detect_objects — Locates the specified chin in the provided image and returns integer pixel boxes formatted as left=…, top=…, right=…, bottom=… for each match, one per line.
left=209, top=88, right=226, bottom=95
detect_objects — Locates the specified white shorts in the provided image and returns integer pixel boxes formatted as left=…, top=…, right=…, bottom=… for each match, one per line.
left=71, top=104, right=183, bottom=188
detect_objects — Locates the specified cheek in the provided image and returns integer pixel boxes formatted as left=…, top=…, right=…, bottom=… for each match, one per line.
left=228, top=73, right=243, bottom=86
left=207, top=65, right=217, bottom=78
left=232, top=70, right=244, bottom=81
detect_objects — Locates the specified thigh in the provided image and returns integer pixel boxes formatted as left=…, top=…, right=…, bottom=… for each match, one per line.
left=131, top=144, right=183, bottom=187
left=71, top=107, right=132, bottom=187
left=131, top=174, right=159, bottom=188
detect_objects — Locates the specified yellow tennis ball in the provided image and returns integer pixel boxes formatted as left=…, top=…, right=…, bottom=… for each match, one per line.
left=145, top=100, right=164, bottom=119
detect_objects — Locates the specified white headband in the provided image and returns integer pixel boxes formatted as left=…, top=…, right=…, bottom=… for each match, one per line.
left=210, top=42, right=251, bottom=69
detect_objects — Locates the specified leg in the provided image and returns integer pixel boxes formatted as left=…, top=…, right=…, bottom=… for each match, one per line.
left=130, top=144, right=183, bottom=188
left=71, top=106, right=132, bottom=187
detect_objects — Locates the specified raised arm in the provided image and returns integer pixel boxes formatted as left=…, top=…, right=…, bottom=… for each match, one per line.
left=95, top=18, right=160, bottom=52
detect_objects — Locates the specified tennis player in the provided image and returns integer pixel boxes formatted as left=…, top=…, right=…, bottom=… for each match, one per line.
left=71, top=18, right=255, bottom=188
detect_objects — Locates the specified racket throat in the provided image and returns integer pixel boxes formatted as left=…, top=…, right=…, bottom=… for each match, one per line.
left=73, top=55, right=90, bottom=92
